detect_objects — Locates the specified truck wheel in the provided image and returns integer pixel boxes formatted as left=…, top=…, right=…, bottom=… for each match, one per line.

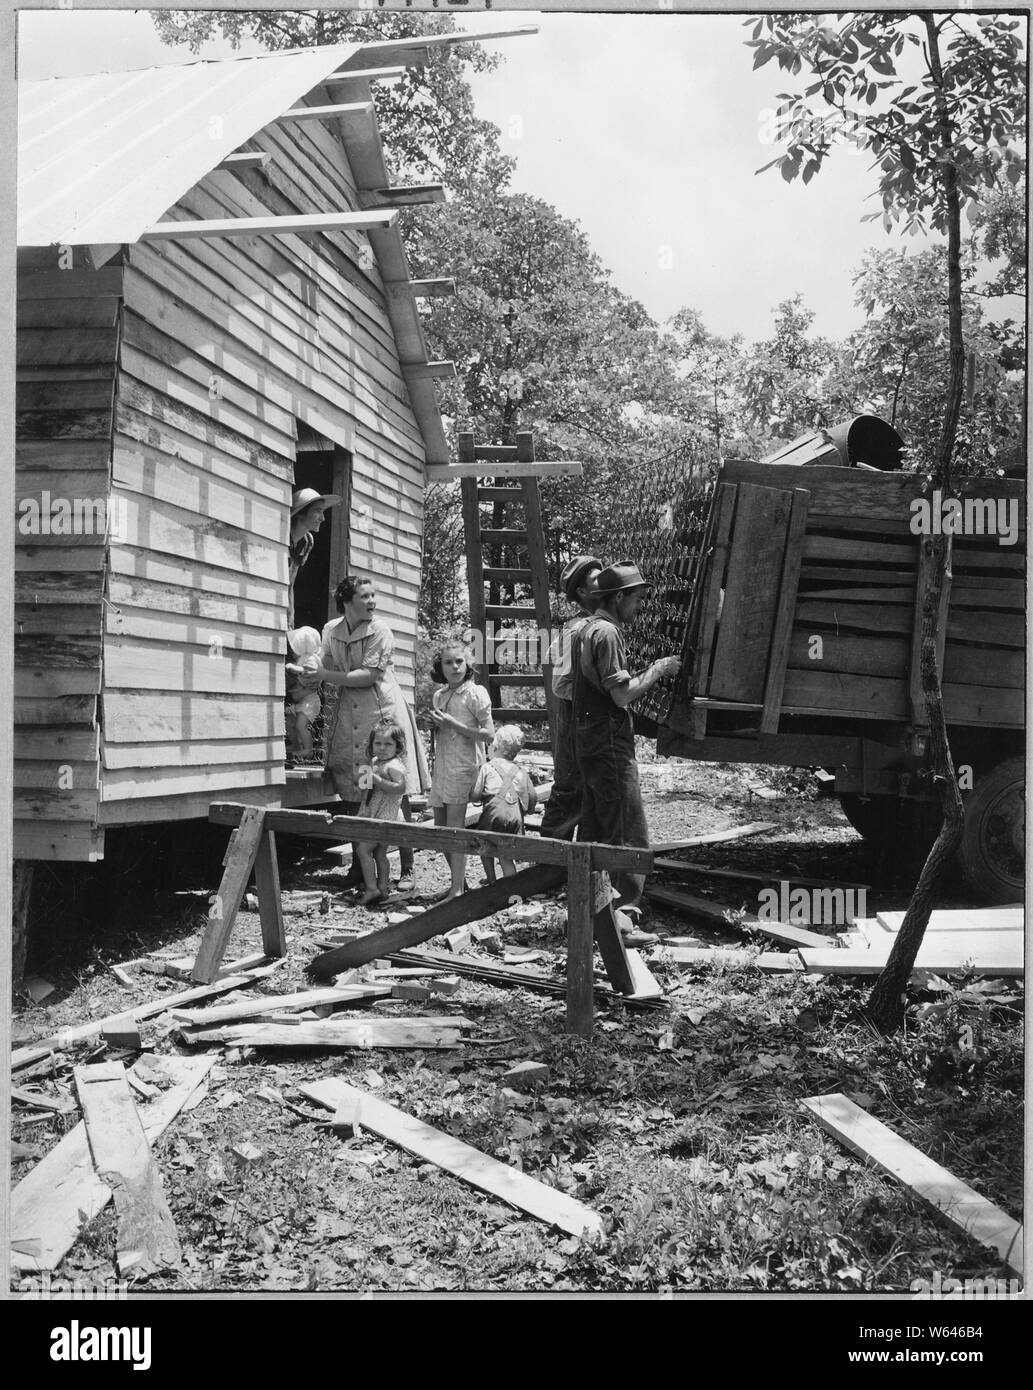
left=957, top=757, right=1025, bottom=904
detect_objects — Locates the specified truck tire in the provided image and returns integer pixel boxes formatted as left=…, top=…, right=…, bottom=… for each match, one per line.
left=838, top=794, right=882, bottom=840
left=957, top=756, right=1025, bottom=904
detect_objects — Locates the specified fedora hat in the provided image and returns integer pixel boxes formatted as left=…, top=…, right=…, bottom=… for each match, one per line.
left=291, top=488, right=340, bottom=517
left=595, top=561, right=652, bottom=596
left=559, top=554, right=603, bottom=600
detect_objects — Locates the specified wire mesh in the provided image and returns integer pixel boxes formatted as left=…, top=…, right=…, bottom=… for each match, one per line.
left=602, top=439, right=719, bottom=724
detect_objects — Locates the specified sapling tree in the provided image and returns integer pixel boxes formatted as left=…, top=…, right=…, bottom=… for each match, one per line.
left=748, top=11, right=1025, bottom=1032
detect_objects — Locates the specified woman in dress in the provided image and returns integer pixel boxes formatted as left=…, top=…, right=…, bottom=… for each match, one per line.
left=311, top=576, right=429, bottom=887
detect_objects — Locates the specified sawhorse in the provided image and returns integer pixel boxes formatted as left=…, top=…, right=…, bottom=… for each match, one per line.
left=194, top=803, right=659, bottom=1039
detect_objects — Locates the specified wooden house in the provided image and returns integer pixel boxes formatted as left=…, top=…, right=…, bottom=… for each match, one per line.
left=14, top=32, right=527, bottom=864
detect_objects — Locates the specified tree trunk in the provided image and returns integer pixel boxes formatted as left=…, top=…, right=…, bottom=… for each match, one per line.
left=865, top=17, right=967, bottom=1034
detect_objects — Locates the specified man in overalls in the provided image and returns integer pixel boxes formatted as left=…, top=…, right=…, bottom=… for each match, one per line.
left=571, top=563, right=681, bottom=940
left=540, top=554, right=603, bottom=841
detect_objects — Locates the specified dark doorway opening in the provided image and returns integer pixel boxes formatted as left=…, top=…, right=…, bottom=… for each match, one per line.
left=292, top=424, right=351, bottom=634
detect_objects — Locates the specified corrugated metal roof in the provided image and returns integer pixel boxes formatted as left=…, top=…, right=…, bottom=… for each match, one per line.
left=18, top=45, right=359, bottom=246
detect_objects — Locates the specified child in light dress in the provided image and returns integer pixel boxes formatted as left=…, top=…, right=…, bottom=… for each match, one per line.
left=355, top=721, right=407, bottom=907
left=285, top=626, right=322, bottom=761
left=429, top=641, right=494, bottom=900
left=472, top=725, right=537, bottom=883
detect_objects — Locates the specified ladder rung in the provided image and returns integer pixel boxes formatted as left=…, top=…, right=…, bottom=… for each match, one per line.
left=489, top=672, right=545, bottom=686
left=480, top=528, right=528, bottom=545
left=492, top=708, right=551, bottom=722
left=477, top=487, right=524, bottom=501
left=484, top=604, right=542, bottom=621
left=483, top=567, right=533, bottom=583
left=473, top=446, right=519, bottom=461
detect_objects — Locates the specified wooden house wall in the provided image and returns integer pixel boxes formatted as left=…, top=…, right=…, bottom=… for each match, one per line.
left=13, top=263, right=119, bottom=860
left=100, top=111, right=427, bottom=821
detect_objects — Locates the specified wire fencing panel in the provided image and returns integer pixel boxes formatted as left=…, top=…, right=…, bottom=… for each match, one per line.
left=602, top=440, right=718, bottom=725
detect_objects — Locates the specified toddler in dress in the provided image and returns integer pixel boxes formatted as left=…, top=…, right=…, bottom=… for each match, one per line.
left=429, top=641, right=494, bottom=900
left=285, top=626, right=322, bottom=760
left=355, top=721, right=407, bottom=906
left=472, top=725, right=537, bottom=882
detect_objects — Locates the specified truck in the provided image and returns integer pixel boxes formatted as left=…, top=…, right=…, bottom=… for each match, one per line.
left=649, top=425, right=1024, bottom=903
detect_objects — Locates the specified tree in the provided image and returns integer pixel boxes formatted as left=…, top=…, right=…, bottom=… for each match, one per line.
left=748, top=12, right=1026, bottom=1033
left=406, top=187, right=700, bottom=616
left=738, top=294, right=835, bottom=446
left=825, top=247, right=1025, bottom=474
left=666, top=309, right=753, bottom=457
left=152, top=8, right=513, bottom=192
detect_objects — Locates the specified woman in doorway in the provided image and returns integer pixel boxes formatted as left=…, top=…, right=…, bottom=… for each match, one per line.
left=311, top=577, right=429, bottom=891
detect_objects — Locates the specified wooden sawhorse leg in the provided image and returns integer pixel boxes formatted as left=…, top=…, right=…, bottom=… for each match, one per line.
left=192, top=808, right=286, bottom=983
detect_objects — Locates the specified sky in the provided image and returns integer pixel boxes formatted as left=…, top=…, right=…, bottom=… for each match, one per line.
left=16, top=6, right=974, bottom=344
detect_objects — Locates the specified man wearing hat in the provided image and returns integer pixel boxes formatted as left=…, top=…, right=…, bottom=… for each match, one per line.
left=540, top=555, right=604, bottom=840
left=570, top=562, right=681, bottom=937
left=289, top=488, right=340, bottom=626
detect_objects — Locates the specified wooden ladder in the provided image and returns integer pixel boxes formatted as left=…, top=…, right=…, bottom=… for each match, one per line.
left=458, top=431, right=559, bottom=754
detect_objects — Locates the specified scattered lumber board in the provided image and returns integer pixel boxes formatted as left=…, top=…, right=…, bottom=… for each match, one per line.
left=654, top=858, right=870, bottom=893
left=11, top=1055, right=212, bottom=1273
left=798, top=943, right=1023, bottom=977
left=651, top=822, right=776, bottom=852
left=186, top=1019, right=471, bottom=1049
left=11, top=970, right=276, bottom=1071
left=801, top=1093, right=1022, bottom=1277
left=661, top=946, right=801, bottom=972
left=623, top=949, right=665, bottom=1000
left=11, top=1086, right=76, bottom=1114
left=169, top=984, right=390, bottom=1027
left=300, top=1078, right=604, bottom=1239
left=75, top=1061, right=182, bottom=1276
left=309, top=864, right=566, bottom=974
left=875, top=907, right=1023, bottom=934
left=646, top=885, right=833, bottom=949
left=386, top=949, right=667, bottom=1009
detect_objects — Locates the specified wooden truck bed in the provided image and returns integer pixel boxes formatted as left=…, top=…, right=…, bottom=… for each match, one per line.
left=663, top=461, right=1024, bottom=745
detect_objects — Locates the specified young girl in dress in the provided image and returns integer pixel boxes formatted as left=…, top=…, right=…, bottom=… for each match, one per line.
left=355, top=721, right=408, bottom=907
left=429, top=641, right=494, bottom=901
left=471, top=724, right=538, bottom=883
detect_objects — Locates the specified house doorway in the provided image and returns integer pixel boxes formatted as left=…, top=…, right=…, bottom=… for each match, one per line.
left=292, top=423, right=351, bottom=634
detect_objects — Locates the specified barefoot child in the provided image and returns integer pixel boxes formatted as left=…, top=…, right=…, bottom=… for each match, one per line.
left=355, top=721, right=408, bottom=906
left=429, top=641, right=494, bottom=900
left=472, top=725, right=537, bottom=882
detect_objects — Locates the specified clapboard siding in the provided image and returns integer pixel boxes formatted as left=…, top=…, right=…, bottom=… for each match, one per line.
left=17, top=87, right=431, bottom=851
left=13, top=265, right=112, bottom=857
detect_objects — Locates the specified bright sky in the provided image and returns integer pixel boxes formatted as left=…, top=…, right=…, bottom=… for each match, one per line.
left=18, top=7, right=961, bottom=343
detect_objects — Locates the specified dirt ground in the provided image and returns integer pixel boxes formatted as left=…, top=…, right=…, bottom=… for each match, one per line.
left=10, top=752, right=1023, bottom=1294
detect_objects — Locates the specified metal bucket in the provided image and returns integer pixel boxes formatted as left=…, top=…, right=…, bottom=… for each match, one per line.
left=761, top=415, right=904, bottom=470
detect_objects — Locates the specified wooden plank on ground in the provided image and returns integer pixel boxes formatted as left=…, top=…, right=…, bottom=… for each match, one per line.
left=801, top=1093, right=1022, bottom=1276
left=188, top=1020, right=468, bottom=1048
left=299, top=1078, right=604, bottom=1239
left=11, top=970, right=273, bottom=1070
left=798, top=943, right=1023, bottom=977
left=651, top=822, right=776, bottom=852
left=75, top=1061, right=182, bottom=1276
left=623, top=948, right=665, bottom=1000
left=876, top=907, right=1023, bottom=934
left=654, top=859, right=870, bottom=893
left=309, top=864, right=567, bottom=974
left=191, top=807, right=267, bottom=982
left=645, top=885, right=833, bottom=948
left=11, top=1055, right=212, bottom=1272
left=168, top=984, right=391, bottom=1027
